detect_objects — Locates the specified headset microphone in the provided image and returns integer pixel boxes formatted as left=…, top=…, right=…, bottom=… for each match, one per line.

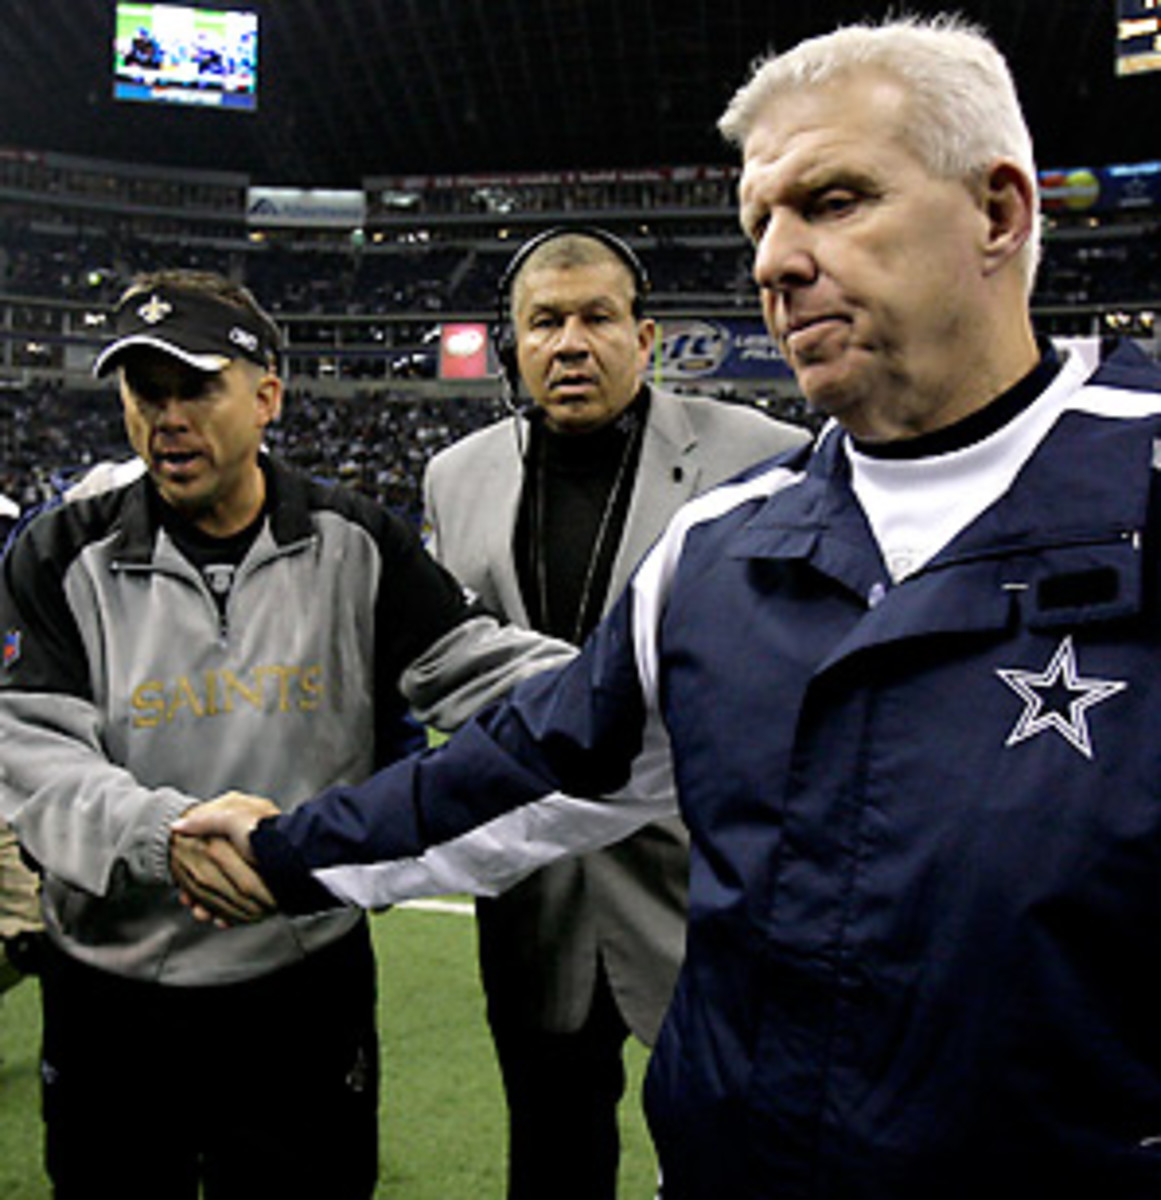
left=494, top=323, right=529, bottom=417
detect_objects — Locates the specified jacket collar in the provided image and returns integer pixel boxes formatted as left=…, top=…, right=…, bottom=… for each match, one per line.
left=730, top=355, right=1161, bottom=631
left=111, top=453, right=312, bottom=564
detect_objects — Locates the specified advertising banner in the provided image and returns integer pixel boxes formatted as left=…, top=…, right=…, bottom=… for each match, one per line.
left=655, top=317, right=794, bottom=383
left=439, top=322, right=491, bottom=380
left=1038, top=162, right=1161, bottom=214
left=246, top=187, right=366, bottom=228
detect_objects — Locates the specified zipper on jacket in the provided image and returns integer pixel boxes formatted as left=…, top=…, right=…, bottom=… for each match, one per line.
left=114, top=531, right=318, bottom=647
left=111, top=557, right=229, bottom=645
left=216, top=532, right=319, bottom=645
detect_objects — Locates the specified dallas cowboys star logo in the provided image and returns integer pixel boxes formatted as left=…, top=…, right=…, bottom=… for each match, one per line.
left=996, top=635, right=1127, bottom=760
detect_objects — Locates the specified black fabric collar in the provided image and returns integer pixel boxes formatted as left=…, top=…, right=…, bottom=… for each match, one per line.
left=113, top=453, right=313, bottom=563
left=157, top=489, right=266, bottom=567
left=534, top=386, right=651, bottom=470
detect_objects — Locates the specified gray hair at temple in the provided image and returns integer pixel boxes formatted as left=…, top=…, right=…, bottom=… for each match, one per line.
left=718, top=14, right=1042, bottom=292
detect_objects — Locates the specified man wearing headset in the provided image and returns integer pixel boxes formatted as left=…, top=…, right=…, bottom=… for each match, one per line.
left=421, top=228, right=808, bottom=1199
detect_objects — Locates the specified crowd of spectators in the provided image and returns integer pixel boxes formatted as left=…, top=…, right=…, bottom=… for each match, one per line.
left=0, top=384, right=515, bottom=523
left=0, top=381, right=813, bottom=531
left=1033, top=227, right=1161, bottom=310
left=1, top=150, right=734, bottom=225
left=0, top=383, right=502, bottom=521
left=0, top=218, right=762, bottom=316
left=4, top=146, right=1160, bottom=321
left=0, top=149, right=246, bottom=215
left=1, top=151, right=1157, bottom=527
left=4, top=214, right=1158, bottom=331
left=264, top=389, right=509, bottom=516
left=0, top=383, right=126, bottom=512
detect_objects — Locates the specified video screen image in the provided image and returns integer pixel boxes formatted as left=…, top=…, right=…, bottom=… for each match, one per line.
left=113, top=2, right=258, bottom=111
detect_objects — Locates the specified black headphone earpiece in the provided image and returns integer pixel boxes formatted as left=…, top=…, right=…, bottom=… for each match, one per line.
left=492, top=322, right=522, bottom=410
left=492, top=225, right=650, bottom=416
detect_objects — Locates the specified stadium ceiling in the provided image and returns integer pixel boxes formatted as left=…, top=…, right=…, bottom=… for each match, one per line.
left=0, top=0, right=1157, bottom=187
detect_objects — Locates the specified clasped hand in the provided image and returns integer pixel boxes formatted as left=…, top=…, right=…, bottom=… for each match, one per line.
left=170, top=792, right=280, bottom=925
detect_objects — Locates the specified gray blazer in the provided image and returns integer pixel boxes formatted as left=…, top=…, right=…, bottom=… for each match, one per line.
left=422, top=388, right=809, bottom=1042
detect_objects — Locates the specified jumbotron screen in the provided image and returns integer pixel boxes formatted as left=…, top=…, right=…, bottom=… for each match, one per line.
left=113, top=2, right=258, bottom=111
left=1116, top=0, right=1161, bottom=76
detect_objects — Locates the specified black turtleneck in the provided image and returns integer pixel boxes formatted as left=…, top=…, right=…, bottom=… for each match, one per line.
left=153, top=463, right=270, bottom=615
left=515, top=388, right=650, bottom=643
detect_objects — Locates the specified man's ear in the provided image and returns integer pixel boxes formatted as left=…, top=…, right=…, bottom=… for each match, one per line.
left=256, top=372, right=284, bottom=427
left=980, top=159, right=1036, bottom=276
left=636, top=317, right=657, bottom=372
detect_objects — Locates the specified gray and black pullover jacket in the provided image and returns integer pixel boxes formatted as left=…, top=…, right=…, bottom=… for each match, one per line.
left=0, top=455, right=571, bottom=984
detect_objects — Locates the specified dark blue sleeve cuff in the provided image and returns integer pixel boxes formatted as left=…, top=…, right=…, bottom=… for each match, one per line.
left=251, top=816, right=347, bottom=915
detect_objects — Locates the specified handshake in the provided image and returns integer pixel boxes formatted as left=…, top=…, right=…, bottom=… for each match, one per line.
left=169, top=793, right=282, bottom=925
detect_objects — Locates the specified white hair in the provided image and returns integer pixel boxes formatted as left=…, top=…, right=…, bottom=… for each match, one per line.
left=719, top=14, right=1041, bottom=289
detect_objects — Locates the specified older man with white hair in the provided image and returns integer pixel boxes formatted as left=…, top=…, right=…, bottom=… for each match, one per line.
left=179, top=17, right=1161, bottom=1198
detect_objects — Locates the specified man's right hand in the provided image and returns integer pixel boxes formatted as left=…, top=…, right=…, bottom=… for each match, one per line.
left=171, top=793, right=281, bottom=925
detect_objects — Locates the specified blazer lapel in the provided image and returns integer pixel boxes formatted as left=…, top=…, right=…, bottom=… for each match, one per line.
left=606, top=394, right=700, bottom=608
left=478, top=418, right=534, bottom=625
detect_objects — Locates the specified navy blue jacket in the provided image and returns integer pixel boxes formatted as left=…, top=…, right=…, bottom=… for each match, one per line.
left=251, top=342, right=1161, bottom=1198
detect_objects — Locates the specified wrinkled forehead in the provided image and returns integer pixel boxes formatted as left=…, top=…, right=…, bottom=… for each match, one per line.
left=738, top=75, right=916, bottom=196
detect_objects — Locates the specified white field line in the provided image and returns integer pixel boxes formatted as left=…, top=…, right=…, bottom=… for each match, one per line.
left=398, top=897, right=474, bottom=916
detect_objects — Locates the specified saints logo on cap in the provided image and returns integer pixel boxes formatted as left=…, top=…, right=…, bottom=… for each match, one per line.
left=94, top=283, right=277, bottom=378
left=136, top=295, right=173, bottom=325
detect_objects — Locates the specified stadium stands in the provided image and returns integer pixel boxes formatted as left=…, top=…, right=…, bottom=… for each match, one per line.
left=1, top=149, right=1158, bottom=523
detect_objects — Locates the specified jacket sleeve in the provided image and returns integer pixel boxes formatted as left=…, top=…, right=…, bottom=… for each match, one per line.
left=399, top=615, right=576, bottom=733
left=252, top=589, right=677, bottom=913
left=0, top=520, right=197, bottom=896
left=396, top=448, right=576, bottom=732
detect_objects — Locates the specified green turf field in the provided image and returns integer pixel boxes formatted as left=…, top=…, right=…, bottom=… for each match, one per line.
left=0, top=906, right=659, bottom=1198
